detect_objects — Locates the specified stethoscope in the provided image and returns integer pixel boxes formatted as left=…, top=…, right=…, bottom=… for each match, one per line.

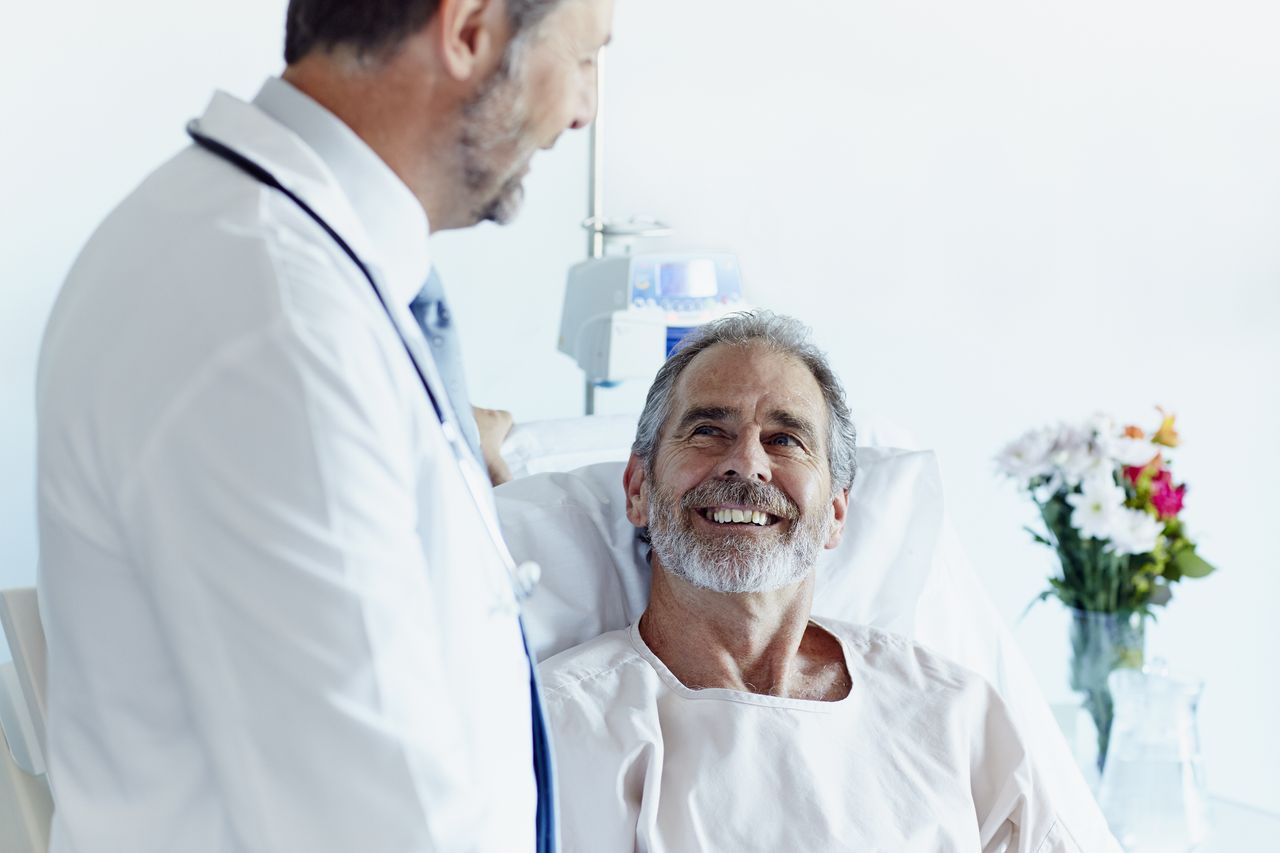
left=185, top=121, right=541, bottom=609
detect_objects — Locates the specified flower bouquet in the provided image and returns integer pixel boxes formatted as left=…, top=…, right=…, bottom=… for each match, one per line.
left=995, top=409, right=1215, bottom=768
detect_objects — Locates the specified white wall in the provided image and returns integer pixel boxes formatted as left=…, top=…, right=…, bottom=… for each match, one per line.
left=4, top=0, right=1277, bottom=815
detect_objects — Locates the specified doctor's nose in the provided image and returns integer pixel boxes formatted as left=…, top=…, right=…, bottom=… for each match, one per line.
left=717, top=435, right=772, bottom=483
left=567, top=74, right=600, bottom=132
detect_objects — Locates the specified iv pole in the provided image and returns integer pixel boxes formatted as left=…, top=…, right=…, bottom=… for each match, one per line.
left=586, top=51, right=607, bottom=262
left=584, top=52, right=607, bottom=414
left=580, top=48, right=671, bottom=415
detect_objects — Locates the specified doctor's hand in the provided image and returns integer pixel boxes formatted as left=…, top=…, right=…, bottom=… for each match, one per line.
left=473, top=406, right=515, bottom=486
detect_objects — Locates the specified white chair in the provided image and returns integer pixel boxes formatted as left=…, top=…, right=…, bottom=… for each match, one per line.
left=0, top=587, right=52, bottom=852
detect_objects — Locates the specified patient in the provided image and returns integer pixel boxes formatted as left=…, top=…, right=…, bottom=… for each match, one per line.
left=540, top=312, right=1111, bottom=852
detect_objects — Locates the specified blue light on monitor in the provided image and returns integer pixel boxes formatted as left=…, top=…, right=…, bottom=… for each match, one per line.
left=666, top=325, right=697, bottom=357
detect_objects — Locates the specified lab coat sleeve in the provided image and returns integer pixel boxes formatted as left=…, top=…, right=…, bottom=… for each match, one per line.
left=115, top=298, right=468, bottom=850
left=970, top=681, right=1087, bottom=853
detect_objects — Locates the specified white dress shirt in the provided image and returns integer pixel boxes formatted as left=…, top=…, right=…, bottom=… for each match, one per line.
left=36, top=78, right=536, bottom=852
left=543, top=619, right=1088, bottom=852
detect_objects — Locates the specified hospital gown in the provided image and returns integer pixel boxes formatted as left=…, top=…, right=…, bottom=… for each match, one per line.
left=542, top=619, right=1085, bottom=852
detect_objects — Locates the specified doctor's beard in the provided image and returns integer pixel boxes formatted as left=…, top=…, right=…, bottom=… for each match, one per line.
left=458, top=59, right=534, bottom=226
left=646, top=478, right=830, bottom=595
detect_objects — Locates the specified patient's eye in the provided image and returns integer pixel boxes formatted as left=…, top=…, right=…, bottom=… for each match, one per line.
left=767, top=433, right=803, bottom=449
left=691, top=424, right=721, bottom=437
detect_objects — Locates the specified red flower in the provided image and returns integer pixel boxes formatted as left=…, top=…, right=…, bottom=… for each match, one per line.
left=1151, top=469, right=1186, bottom=518
left=1124, top=456, right=1163, bottom=485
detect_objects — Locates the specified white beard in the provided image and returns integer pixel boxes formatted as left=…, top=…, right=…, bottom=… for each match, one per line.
left=647, top=480, right=829, bottom=594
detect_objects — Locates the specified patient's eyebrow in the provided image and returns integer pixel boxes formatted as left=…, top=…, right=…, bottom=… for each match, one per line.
left=674, top=406, right=740, bottom=433
left=770, top=409, right=819, bottom=445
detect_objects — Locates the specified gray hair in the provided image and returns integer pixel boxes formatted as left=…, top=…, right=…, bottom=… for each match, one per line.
left=632, top=311, right=858, bottom=491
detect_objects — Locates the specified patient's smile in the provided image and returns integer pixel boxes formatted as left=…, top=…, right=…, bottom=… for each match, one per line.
left=678, top=476, right=798, bottom=534
left=698, top=507, right=779, bottom=526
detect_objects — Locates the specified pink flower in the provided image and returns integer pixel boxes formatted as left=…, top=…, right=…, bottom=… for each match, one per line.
left=1151, top=469, right=1186, bottom=518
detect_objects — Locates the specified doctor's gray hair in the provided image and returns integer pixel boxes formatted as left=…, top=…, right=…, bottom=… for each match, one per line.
left=632, top=311, right=858, bottom=492
left=285, top=0, right=569, bottom=65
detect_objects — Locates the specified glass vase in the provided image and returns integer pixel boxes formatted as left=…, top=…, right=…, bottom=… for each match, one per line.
left=1067, top=607, right=1145, bottom=772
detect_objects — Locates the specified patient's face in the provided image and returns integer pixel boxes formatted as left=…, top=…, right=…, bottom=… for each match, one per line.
left=638, top=343, right=847, bottom=593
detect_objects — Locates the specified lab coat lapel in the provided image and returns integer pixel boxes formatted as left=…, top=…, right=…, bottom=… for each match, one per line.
left=190, top=91, right=495, bottom=514
left=192, top=91, right=379, bottom=286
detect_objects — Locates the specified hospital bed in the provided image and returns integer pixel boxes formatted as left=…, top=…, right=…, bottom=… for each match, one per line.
left=498, top=412, right=1112, bottom=846
left=0, top=413, right=1107, bottom=850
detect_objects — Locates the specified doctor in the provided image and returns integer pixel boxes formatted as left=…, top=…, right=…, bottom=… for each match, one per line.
left=35, top=1, right=612, bottom=851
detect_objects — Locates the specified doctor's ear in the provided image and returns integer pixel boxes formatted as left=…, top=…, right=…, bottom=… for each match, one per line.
left=622, top=455, right=650, bottom=528
left=435, top=0, right=509, bottom=82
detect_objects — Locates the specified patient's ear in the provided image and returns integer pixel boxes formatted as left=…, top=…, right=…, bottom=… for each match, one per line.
left=622, top=454, right=650, bottom=528
left=823, top=487, right=850, bottom=550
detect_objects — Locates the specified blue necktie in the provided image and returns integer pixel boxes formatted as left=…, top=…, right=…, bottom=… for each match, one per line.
left=409, top=269, right=556, bottom=853
left=409, top=269, right=483, bottom=464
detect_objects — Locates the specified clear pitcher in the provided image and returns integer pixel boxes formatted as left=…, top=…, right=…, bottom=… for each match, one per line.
left=1096, top=661, right=1209, bottom=851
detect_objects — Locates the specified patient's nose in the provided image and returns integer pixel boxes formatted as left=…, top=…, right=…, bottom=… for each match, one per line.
left=718, top=434, right=771, bottom=483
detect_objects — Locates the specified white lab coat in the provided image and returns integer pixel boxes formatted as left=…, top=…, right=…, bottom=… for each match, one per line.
left=543, top=620, right=1088, bottom=852
left=36, top=81, right=536, bottom=852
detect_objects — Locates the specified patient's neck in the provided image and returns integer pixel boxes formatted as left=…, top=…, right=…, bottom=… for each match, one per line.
left=638, top=564, right=851, bottom=701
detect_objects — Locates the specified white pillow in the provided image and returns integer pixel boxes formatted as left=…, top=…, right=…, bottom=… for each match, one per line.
left=496, top=447, right=944, bottom=661
left=501, top=414, right=641, bottom=481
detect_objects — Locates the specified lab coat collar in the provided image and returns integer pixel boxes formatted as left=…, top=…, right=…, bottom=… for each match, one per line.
left=191, top=81, right=431, bottom=309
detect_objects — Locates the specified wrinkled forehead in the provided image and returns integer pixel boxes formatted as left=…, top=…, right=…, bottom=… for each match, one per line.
left=663, top=342, right=830, bottom=443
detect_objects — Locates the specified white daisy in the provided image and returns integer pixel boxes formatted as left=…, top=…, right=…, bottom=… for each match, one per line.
left=1066, top=480, right=1126, bottom=541
left=994, top=426, right=1057, bottom=486
left=1106, top=435, right=1160, bottom=468
left=1107, top=507, right=1164, bottom=556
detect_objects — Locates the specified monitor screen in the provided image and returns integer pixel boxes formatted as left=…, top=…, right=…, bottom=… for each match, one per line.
left=657, top=259, right=718, bottom=298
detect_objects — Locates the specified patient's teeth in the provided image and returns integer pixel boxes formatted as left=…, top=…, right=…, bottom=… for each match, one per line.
left=709, top=507, right=773, bottom=525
